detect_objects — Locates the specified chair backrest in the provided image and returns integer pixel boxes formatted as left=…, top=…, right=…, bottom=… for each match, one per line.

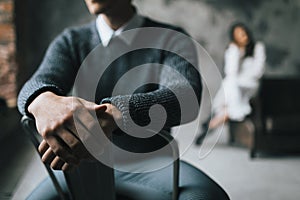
left=21, top=116, right=116, bottom=200
left=260, top=78, right=300, bottom=116
left=21, top=116, right=179, bottom=200
left=259, top=78, right=300, bottom=134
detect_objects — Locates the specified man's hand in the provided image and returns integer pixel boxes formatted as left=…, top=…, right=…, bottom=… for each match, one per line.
left=96, top=103, right=122, bottom=134
left=28, top=91, right=121, bottom=171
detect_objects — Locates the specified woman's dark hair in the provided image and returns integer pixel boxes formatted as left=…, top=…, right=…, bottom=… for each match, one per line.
left=229, top=22, right=255, bottom=57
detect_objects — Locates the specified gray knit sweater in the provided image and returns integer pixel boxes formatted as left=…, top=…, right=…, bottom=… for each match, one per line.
left=18, top=17, right=201, bottom=132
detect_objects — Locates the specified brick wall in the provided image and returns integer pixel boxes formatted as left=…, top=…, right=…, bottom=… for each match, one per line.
left=0, top=0, right=16, bottom=107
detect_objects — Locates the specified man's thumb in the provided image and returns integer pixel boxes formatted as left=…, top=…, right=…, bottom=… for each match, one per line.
left=94, top=104, right=107, bottom=115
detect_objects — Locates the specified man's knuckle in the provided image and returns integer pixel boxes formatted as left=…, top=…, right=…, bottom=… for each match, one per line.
left=40, top=127, right=53, bottom=138
left=66, top=139, right=79, bottom=152
left=64, top=112, right=74, bottom=121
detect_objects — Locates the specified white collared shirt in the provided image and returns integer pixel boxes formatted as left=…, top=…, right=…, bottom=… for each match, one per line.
left=96, top=13, right=145, bottom=47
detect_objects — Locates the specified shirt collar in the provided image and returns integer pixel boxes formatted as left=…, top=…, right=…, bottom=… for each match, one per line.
left=96, top=13, right=145, bottom=47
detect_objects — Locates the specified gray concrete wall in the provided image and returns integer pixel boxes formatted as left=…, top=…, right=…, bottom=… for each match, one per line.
left=16, top=0, right=300, bottom=89
left=134, top=0, right=300, bottom=77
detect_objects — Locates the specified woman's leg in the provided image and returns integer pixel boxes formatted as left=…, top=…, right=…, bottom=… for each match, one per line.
left=209, top=110, right=229, bottom=129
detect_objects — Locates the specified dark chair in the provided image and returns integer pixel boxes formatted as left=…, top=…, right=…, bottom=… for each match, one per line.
left=250, top=78, right=300, bottom=157
left=21, top=115, right=230, bottom=200
left=228, top=97, right=259, bottom=149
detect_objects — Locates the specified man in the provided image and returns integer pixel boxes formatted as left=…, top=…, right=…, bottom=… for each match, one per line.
left=18, top=0, right=225, bottom=199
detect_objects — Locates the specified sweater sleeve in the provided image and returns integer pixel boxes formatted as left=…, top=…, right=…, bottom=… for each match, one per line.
left=108, top=30, right=202, bottom=132
left=17, top=29, right=78, bottom=116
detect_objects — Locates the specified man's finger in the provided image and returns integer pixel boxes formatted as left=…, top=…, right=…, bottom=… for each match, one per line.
left=38, top=139, right=49, bottom=155
left=46, top=133, right=79, bottom=164
left=42, top=147, right=56, bottom=164
left=50, top=156, right=65, bottom=170
left=62, top=163, right=75, bottom=172
left=58, top=128, right=85, bottom=162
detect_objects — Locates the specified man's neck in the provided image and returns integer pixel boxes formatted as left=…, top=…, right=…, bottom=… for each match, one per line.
left=101, top=6, right=135, bottom=31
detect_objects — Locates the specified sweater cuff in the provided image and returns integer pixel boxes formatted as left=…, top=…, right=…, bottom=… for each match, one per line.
left=109, top=95, right=131, bottom=132
left=18, top=85, right=64, bottom=117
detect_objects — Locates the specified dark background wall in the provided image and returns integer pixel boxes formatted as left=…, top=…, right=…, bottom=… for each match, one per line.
left=16, top=0, right=93, bottom=89
left=16, top=0, right=300, bottom=90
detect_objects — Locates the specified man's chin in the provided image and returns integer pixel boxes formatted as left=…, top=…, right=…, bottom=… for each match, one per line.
left=91, top=9, right=105, bottom=15
left=88, top=4, right=108, bottom=15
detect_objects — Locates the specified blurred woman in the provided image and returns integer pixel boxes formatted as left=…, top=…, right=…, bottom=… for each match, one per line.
left=196, top=22, right=266, bottom=145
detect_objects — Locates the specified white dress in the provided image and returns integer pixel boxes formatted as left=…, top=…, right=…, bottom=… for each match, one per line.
left=213, top=42, right=266, bottom=121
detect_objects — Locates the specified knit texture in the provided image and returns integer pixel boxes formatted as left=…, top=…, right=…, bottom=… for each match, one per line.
left=17, top=17, right=202, bottom=131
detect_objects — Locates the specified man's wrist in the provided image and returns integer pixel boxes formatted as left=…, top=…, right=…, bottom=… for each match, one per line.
left=28, top=91, right=57, bottom=116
